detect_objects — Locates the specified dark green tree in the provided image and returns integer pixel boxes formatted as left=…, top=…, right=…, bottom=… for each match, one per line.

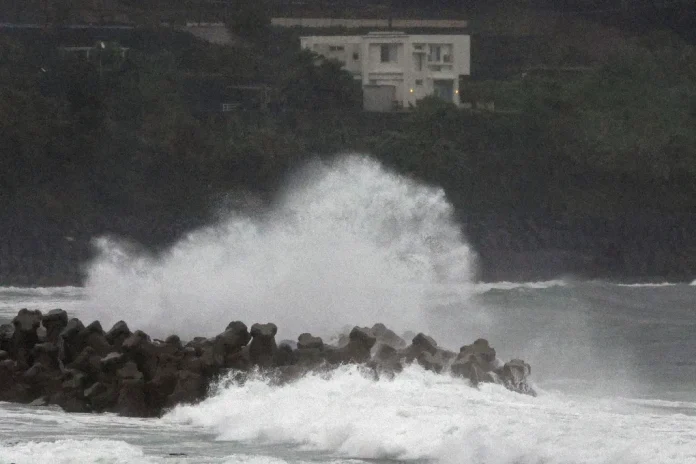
left=226, top=0, right=271, bottom=41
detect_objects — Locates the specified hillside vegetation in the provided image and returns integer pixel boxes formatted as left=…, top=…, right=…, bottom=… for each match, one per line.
left=1, top=10, right=696, bottom=284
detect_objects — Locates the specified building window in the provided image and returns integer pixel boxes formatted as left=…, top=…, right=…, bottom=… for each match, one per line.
left=415, top=79, right=423, bottom=86
left=329, top=45, right=345, bottom=51
left=380, top=44, right=397, bottom=63
left=414, top=54, right=423, bottom=71
left=353, top=52, right=359, bottom=60
left=428, top=45, right=441, bottom=62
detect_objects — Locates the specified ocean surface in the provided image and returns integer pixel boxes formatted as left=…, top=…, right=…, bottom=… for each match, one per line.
left=1, top=281, right=695, bottom=464
left=1, top=157, right=695, bottom=463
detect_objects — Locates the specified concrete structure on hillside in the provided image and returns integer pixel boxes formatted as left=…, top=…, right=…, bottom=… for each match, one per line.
left=59, top=42, right=129, bottom=59
left=301, top=31, right=470, bottom=111
left=183, top=22, right=234, bottom=45
left=272, top=18, right=468, bottom=29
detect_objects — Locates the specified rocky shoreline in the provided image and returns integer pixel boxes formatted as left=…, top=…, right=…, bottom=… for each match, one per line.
left=0, top=308, right=534, bottom=417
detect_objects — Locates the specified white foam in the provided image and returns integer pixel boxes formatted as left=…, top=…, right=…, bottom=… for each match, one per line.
left=471, top=279, right=568, bottom=292
left=0, top=439, right=152, bottom=464
left=620, top=397, right=696, bottom=412
left=0, top=286, right=83, bottom=296
left=221, top=456, right=289, bottom=464
left=220, top=456, right=361, bottom=464
left=617, top=282, right=678, bottom=288
left=421, top=280, right=569, bottom=305
left=166, top=365, right=696, bottom=464
left=0, top=286, right=87, bottom=321
left=82, top=156, right=475, bottom=339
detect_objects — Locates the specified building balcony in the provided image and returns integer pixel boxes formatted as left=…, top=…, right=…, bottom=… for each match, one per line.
left=426, top=64, right=453, bottom=72
left=367, top=65, right=405, bottom=75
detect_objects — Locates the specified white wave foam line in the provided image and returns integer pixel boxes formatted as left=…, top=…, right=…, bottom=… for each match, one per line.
left=0, top=286, right=86, bottom=316
left=166, top=365, right=696, bottom=464
left=617, top=282, right=678, bottom=288
left=620, top=397, right=696, bottom=412
left=415, top=280, right=568, bottom=306
left=0, top=439, right=153, bottom=464
left=0, top=403, right=168, bottom=436
left=221, top=456, right=361, bottom=464
left=83, top=156, right=476, bottom=340
left=221, top=457, right=289, bottom=464
left=423, top=280, right=568, bottom=298
left=0, top=286, right=84, bottom=296
left=472, top=280, right=568, bottom=292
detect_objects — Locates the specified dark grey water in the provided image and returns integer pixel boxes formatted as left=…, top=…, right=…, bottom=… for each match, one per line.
left=459, top=281, right=696, bottom=401
left=1, top=282, right=695, bottom=464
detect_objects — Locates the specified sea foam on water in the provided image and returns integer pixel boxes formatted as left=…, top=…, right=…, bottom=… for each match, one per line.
left=166, top=364, right=696, bottom=464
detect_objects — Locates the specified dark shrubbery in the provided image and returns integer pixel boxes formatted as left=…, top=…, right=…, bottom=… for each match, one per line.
left=2, top=26, right=696, bottom=283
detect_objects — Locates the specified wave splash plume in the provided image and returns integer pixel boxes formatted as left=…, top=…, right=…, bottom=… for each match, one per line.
left=83, top=155, right=475, bottom=339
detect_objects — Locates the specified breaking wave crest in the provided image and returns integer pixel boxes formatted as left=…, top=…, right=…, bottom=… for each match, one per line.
left=166, top=365, right=696, bottom=464
left=83, top=156, right=475, bottom=339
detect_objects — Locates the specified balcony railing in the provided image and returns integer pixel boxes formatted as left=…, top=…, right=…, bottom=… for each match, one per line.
left=428, top=55, right=452, bottom=64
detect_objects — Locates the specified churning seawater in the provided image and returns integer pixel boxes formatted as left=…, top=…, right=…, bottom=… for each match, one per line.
left=1, top=156, right=695, bottom=463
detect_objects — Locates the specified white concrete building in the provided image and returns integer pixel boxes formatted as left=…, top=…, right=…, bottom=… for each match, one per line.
left=300, top=31, right=470, bottom=111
